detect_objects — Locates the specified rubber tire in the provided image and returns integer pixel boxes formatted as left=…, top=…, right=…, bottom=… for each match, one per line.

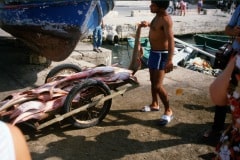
left=63, top=79, right=112, bottom=129
left=45, top=64, right=81, bottom=83
left=166, top=6, right=174, bottom=15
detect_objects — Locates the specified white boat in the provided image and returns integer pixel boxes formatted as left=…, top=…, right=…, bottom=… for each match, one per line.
left=102, top=24, right=119, bottom=44
left=127, top=37, right=221, bottom=76
left=127, top=37, right=200, bottom=67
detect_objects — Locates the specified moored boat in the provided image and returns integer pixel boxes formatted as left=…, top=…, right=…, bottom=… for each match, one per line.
left=127, top=36, right=221, bottom=76
left=127, top=37, right=150, bottom=49
left=127, top=37, right=198, bottom=67
left=0, top=0, right=114, bottom=61
left=193, top=34, right=231, bottom=49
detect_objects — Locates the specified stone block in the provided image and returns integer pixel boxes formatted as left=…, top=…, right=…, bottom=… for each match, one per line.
left=72, top=48, right=112, bottom=66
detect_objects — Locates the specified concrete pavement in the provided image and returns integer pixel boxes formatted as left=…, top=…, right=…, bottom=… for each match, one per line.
left=102, top=1, right=231, bottom=38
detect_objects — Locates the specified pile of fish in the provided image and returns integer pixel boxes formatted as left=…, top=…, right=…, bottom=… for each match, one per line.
left=0, top=66, right=137, bottom=126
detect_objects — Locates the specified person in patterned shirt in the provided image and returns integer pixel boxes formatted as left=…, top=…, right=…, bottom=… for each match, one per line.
left=210, top=53, right=240, bottom=159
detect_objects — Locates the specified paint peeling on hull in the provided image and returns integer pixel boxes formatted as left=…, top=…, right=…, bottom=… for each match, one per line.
left=0, top=0, right=114, bottom=61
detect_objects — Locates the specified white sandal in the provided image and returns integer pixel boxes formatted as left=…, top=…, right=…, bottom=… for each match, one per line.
left=140, top=105, right=160, bottom=112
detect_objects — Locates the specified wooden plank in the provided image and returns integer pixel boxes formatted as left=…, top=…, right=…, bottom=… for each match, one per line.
left=174, top=37, right=216, bottom=59
left=36, top=83, right=139, bottom=130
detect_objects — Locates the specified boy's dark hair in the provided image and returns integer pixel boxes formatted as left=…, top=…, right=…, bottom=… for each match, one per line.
left=151, top=0, right=169, bottom=9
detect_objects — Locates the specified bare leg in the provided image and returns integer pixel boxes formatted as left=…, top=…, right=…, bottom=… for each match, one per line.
left=149, top=69, right=172, bottom=115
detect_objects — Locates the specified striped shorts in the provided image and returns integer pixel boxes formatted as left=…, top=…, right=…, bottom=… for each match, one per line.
left=147, top=50, right=168, bottom=70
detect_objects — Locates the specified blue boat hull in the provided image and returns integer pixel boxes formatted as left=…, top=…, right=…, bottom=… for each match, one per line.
left=0, top=0, right=114, bottom=61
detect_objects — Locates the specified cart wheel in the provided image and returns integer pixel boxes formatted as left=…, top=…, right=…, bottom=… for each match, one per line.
left=45, top=63, right=81, bottom=83
left=63, top=79, right=112, bottom=129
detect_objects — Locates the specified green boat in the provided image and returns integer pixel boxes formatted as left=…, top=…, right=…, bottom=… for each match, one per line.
left=127, top=37, right=150, bottom=49
left=127, top=37, right=220, bottom=76
left=193, top=34, right=231, bottom=49
left=127, top=37, right=187, bottom=61
left=127, top=37, right=217, bottom=66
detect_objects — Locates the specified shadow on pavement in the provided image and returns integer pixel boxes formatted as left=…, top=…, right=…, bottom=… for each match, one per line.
left=0, top=36, right=47, bottom=92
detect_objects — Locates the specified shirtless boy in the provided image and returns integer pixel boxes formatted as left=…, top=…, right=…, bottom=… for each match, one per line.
left=140, top=0, right=174, bottom=126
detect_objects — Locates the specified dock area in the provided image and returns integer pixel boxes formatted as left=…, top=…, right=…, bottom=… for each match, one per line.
left=103, top=1, right=231, bottom=38
left=0, top=3, right=232, bottom=65
left=0, top=45, right=218, bottom=159
left=0, top=2, right=233, bottom=159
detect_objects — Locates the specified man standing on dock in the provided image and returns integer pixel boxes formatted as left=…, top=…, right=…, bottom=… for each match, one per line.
left=140, top=0, right=174, bottom=126
left=93, top=20, right=104, bottom=53
left=197, top=0, right=203, bottom=14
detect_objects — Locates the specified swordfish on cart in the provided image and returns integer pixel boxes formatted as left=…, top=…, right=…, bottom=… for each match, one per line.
left=0, top=25, right=143, bottom=130
left=0, top=65, right=139, bottom=130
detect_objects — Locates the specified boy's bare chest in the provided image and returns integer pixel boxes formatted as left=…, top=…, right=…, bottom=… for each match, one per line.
left=151, top=16, right=164, bottom=31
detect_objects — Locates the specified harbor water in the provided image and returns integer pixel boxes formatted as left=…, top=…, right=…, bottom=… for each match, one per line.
left=103, top=40, right=132, bottom=68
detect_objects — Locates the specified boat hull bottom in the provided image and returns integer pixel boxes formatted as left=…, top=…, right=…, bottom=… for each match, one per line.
left=1, top=25, right=81, bottom=61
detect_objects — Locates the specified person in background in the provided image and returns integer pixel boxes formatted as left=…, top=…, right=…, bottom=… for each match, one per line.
left=173, top=0, right=178, bottom=15
left=197, top=0, right=203, bottom=14
left=203, top=4, right=240, bottom=139
left=0, top=121, right=31, bottom=160
left=139, top=0, right=174, bottom=126
left=180, top=0, right=186, bottom=16
left=93, top=20, right=104, bottom=53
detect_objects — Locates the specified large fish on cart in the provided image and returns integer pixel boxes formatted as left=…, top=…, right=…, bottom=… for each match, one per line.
left=0, top=65, right=139, bottom=129
left=0, top=21, right=142, bottom=130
